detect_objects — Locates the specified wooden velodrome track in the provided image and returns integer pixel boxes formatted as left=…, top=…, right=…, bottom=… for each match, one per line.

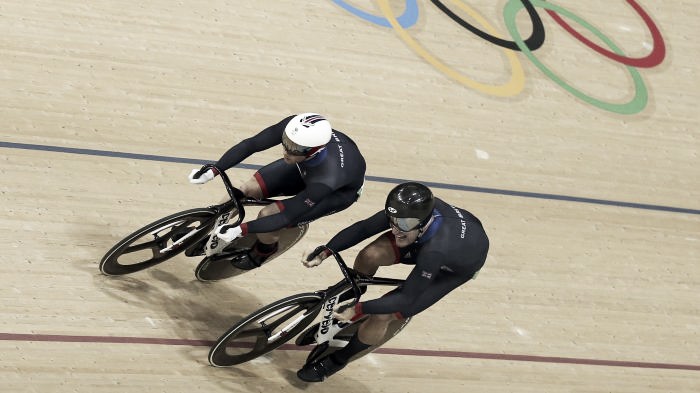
left=1, top=1, right=698, bottom=392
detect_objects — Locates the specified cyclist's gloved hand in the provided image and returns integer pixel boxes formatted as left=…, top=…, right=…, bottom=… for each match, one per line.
left=215, top=224, right=243, bottom=242
left=301, top=245, right=331, bottom=268
left=188, top=166, right=218, bottom=184
left=333, top=301, right=358, bottom=322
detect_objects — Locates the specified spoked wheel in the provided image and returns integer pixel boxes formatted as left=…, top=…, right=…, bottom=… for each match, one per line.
left=208, top=293, right=323, bottom=367
left=99, top=208, right=219, bottom=275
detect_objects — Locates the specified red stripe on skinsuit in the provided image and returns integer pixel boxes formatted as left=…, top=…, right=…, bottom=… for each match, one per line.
left=254, top=172, right=269, bottom=198
left=383, top=232, right=401, bottom=264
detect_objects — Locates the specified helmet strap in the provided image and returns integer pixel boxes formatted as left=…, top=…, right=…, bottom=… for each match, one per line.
left=415, top=215, right=435, bottom=241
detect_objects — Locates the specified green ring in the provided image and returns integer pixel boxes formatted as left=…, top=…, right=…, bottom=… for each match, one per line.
left=504, top=0, right=648, bottom=114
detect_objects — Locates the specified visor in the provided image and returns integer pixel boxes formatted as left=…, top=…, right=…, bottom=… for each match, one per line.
left=282, top=132, right=313, bottom=156
left=388, top=216, right=422, bottom=232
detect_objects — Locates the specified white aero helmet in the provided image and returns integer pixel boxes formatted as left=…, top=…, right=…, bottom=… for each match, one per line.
left=282, top=113, right=333, bottom=157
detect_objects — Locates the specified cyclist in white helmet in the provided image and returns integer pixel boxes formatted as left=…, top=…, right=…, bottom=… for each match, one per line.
left=188, top=113, right=366, bottom=269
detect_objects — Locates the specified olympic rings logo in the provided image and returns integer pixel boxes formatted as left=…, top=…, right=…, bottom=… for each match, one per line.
left=332, top=0, right=665, bottom=115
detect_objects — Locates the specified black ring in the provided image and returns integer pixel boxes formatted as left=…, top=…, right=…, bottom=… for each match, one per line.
left=430, top=0, right=545, bottom=51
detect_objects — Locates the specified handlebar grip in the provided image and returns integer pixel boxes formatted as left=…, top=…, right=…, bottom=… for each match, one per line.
left=307, top=245, right=330, bottom=262
left=194, top=165, right=219, bottom=179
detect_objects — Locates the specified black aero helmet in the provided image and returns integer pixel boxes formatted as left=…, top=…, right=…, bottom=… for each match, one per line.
left=385, top=182, right=435, bottom=232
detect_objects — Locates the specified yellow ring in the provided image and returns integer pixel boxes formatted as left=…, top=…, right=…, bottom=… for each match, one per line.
left=375, top=0, right=525, bottom=97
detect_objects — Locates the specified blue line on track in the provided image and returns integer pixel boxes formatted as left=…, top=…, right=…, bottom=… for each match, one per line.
left=2, top=141, right=698, bottom=215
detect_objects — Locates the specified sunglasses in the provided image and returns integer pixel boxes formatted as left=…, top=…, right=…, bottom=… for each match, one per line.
left=388, top=216, right=423, bottom=232
left=282, top=133, right=313, bottom=156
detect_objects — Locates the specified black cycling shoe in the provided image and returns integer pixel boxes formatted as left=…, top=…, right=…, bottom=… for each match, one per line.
left=296, top=355, right=347, bottom=382
left=230, top=242, right=278, bottom=270
left=229, top=252, right=261, bottom=270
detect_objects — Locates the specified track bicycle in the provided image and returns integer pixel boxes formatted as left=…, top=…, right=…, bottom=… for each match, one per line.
left=99, top=164, right=308, bottom=281
left=208, top=248, right=411, bottom=367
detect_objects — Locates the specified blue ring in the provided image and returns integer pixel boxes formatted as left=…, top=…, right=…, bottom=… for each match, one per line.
left=332, top=0, right=419, bottom=28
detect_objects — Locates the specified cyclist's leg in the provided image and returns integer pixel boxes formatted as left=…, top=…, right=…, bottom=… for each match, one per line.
left=239, top=176, right=264, bottom=200
left=259, top=185, right=359, bottom=249
left=253, top=202, right=283, bottom=244
left=241, top=159, right=304, bottom=200
left=356, top=313, right=398, bottom=344
left=352, top=232, right=400, bottom=276
left=255, top=160, right=303, bottom=244
left=297, top=235, right=403, bottom=381
left=300, top=273, right=467, bottom=380
left=329, top=233, right=397, bottom=303
left=239, top=160, right=304, bottom=264
left=347, top=263, right=478, bottom=354
left=297, top=311, right=400, bottom=382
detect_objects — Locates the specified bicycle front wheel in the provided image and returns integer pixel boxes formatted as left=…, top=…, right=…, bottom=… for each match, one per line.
left=208, top=293, right=323, bottom=367
left=99, top=208, right=219, bottom=275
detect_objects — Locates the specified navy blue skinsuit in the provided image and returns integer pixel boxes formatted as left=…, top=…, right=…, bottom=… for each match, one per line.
left=325, top=198, right=489, bottom=318
left=214, top=115, right=366, bottom=236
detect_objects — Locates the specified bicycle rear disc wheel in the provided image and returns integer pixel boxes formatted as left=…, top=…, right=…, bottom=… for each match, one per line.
left=208, top=293, right=323, bottom=367
left=99, top=208, right=219, bottom=275
left=195, top=223, right=308, bottom=281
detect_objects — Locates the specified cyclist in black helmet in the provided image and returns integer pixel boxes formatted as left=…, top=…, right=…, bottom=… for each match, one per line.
left=187, top=113, right=366, bottom=269
left=296, top=182, right=489, bottom=382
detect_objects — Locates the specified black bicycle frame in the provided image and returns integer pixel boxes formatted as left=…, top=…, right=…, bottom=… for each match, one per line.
left=309, top=249, right=405, bottom=346
left=172, top=164, right=276, bottom=249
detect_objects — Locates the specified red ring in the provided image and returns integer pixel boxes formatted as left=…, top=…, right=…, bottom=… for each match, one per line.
left=547, top=0, right=665, bottom=68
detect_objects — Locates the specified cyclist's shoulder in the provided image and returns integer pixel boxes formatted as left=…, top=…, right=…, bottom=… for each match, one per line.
left=330, top=130, right=362, bottom=148
left=436, top=199, right=482, bottom=222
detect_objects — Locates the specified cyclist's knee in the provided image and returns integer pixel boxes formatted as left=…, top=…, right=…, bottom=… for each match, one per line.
left=358, top=313, right=395, bottom=344
left=354, top=242, right=393, bottom=275
left=257, top=202, right=280, bottom=218
left=240, top=177, right=263, bottom=200
left=368, top=313, right=396, bottom=324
